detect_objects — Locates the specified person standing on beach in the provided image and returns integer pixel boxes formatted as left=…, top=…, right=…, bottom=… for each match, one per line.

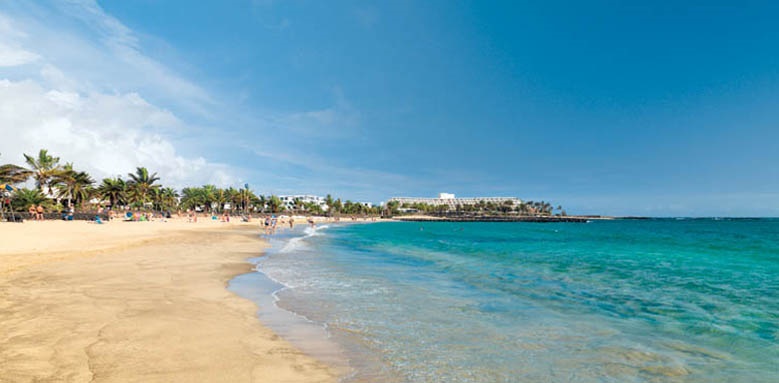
left=289, top=217, right=294, bottom=228
left=36, top=205, right=44, bottom=220
left=28, top=205, right=36, bottom=220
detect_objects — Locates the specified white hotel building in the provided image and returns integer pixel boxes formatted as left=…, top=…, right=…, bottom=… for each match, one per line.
left=388, top=193, right=521, bottom=208
left=279, top=195, right=328, bottom=211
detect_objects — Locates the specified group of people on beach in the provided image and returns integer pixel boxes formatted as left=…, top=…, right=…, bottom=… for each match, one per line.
left=26, top=205, right=45, bottom=220
left=184, top=210, right=236, bottom=223
left=261, top=215, right=317, bottom=235
left=263, top=216, right=277, bottom=234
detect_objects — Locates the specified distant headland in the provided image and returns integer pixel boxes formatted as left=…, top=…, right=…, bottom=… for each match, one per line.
left=383, top=193, right=611, bottom=223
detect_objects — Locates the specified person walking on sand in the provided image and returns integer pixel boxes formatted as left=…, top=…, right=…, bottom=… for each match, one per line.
left=289, top=217, right=294, bottom=228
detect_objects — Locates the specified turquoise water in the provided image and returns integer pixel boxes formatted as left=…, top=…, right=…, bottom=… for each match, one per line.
left=237, top=220, right=779, bottom=382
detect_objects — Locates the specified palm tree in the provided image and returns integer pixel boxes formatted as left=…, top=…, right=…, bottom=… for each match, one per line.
left=214, top=188, right=228, bottom=212
left=0, top=163, right=31, bottom=185
left=224, top=187, right=240, bottom=212
left=384, top=200, right=399, bottom=216
left=500, top=200, right=514, bottom=214
left=304, top=201, right=324, bottom=215
left=97, top=178, right=127, bottom=208
left=11, top=188, right=48, bottom=211
left=332, top=198, right=343, bottom=215
left=237, top=188, right=254, bottom=213
left=255, top=194, right=267, bottom=213
left=542, top=202, right=553, bottom=216
left=126, top=167, right=160, bottom=208
left=23, top=149, right=62, bottom=194
left=266, top=195, right=282, bottom=213
left=55, top=163, right=95, bottom=210
left=293, top=197, right=304, bottom=213
left=156, top=187, right=179, bottom=212
left=516, top=202, right=530, bottom=216
left=71, top=171, right=95, bottom=208
left=324, top=194, right=334, bottom=216
left=201, top=185, right=218, bottom=212
left=180, top=187, right=205, bottom=212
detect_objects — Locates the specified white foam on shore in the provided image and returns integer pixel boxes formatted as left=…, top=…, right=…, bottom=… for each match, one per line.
left=278, top=224, right=329, bottom=254
left=238, top=224, right=356, bottom=378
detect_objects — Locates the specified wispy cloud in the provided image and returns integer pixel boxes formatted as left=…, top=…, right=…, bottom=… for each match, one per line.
left=0, top=1, right=399, bottom=200
left=0, top=3, right=236, bottom=187
left=2, top=1, right=213, bottom=115
left=273, top=87, right=361, bottom=139
left=243, top=143, right=419, bottom=200
left=0, top=13, right=39, bottom=66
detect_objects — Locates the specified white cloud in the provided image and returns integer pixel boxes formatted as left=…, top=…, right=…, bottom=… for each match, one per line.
left=0, top=3, right=212, bottom=114
left=0, top=79, right=235, bottom=187
left=0, top=42, right=39, bottom=67
left=0, top=13, right=39, bottom=67
left=0, top=1, right=398, bottom=200
left=0, top=4, right=237, bottom=188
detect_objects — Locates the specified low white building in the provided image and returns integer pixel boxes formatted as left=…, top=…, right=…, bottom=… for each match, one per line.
left=388, top=193, right=521, bottom=209
left=279, top=195, right=328, bottom=211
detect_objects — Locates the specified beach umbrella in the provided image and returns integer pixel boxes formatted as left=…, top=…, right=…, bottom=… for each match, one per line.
left=0, top=184, right=14, bottom=221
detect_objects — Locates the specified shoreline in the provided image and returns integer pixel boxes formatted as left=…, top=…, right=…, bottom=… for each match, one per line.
left=392, top=214, right=608, bottom=223
left=0, top=219, right=340, bottom=382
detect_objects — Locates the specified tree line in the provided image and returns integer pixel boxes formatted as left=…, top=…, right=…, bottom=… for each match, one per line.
left=385, top=199, right=565, bottom=217
left=0, top=149, right=382, bottom=216
left=1, top=149, right=564, bottom=218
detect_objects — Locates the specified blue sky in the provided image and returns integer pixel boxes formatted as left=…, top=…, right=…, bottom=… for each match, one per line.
left=1, top=1, right=778, bottom=216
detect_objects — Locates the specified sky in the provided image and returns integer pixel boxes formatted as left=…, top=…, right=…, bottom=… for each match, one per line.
left=1, top=0, right=778, bottom=216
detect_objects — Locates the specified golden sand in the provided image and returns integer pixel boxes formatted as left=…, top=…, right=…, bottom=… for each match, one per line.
left=0, top=219, right=338, bottom=383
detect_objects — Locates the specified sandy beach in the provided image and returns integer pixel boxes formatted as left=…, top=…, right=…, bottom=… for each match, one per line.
left=0, top=218, right=339, bottom=383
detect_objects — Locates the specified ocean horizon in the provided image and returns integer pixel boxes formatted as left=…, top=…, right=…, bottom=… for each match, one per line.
left=231, top=219, right=778, bottom=382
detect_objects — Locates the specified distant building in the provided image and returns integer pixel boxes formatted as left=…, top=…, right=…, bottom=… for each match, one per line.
left=279, top=195, right=328, bottom=211
left=360, top=202, right=374, bottom=208
left=387, top=193, right=521, bottom=209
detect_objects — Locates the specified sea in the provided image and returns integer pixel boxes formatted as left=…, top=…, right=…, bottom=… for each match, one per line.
left=229, top=219, right=779, bottom=383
